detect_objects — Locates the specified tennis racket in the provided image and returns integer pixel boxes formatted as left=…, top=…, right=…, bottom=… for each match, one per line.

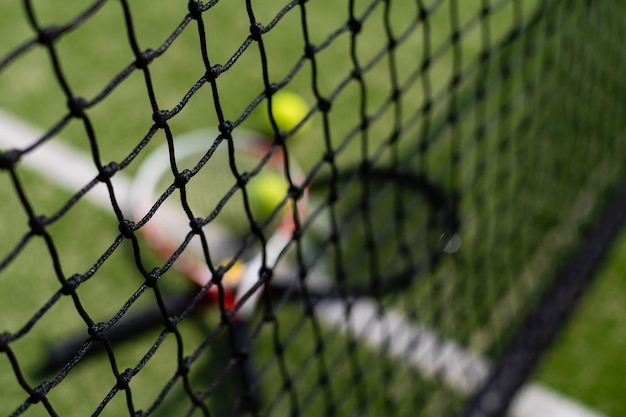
left=42, top=142, right=461, bottom=408
left=132, top=128, right=308, bottom=411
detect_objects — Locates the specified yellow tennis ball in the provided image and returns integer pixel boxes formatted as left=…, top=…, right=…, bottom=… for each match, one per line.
left=216, top=258, right=246, bottom=288
left=261, top=91, right=309, bottom=137
left=247, top=170, right=289, bottom=222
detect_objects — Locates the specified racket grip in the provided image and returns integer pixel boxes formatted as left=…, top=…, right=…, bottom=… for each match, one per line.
left=230, top=319, right=261, bottom=411
left=42, top=293, right=191, bottom=374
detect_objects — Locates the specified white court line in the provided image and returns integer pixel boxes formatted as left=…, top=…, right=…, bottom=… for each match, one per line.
left=0, top=111, right=131, bottom=211
left=318, top=299, right=606, bottom=417
left=0, top=109, right=606, bottom=417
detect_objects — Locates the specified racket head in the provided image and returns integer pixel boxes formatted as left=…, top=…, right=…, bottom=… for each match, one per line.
left=128, top=129, right=307, bottom=297
left=300, top=166, right=460, bottom=298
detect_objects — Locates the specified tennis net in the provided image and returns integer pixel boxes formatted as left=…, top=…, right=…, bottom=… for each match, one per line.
left=1, top=1, right=625, bottom=416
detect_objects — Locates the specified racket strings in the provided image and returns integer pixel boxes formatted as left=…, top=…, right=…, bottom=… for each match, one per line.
left=150, top=141, right=292, bottom=270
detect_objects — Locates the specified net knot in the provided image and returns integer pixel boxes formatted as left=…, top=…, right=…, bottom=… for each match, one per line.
left=387, top=37, right=398, bottom=50
left=0, top=332, right=13, bottom=352
left=250, top=220, right=263, bottom=236
left=212, top=265, right=225, bottom=284
left=282, top=378, right=292, bottom=390
left=37, top=26, right=61, bottom=46
left=389, top=129, right=400, bottom=144
left=205, top=64, right=222, bottom=82
left=314, top=340, right=324, bottom=355
left=327, top=189, right=338, bottom=204
left=187, top=0, right=204, bottom=20
left=391, top=88, right=401, bottom=102
left=288, top=184, right=303, bottom=200
left=423, top=99, right=433, bottom=114
left=118, top=220, right=135, bottom=239
left=116, top=368, right=133, bottom=390
left=238, top=172, right=250, bottom=188
left=136, top=49, right=156, bottom=69
left=259, top=266, right=273, bottom=284
left=98, top=162, right=118, bottom=182
left=322, top=150, right=335, bottom=163
left=0, top=149, right=21, bottom=170
left=62, top=274, right=81, bottom=295
left=29, top=381, right=50, bottom=404
left=265, top=83, right=279, bottom=96
left=180, top=356, right=193, bottom=376
left=304, top=43, right=316, bottom=59
left=317, top=98, right=331, bottom=113
left=174, top=169, right=192, bottom=188
left=419, top=7, right=428, bottom=20
left=274, top=132, right=287, bottom=145
left=451, top=73, right=462, bottom=89
left=67, top=96, right=87, bottom=118
left=164, top=316, right=178, bottom=333
left=249, top=23, right=264, bottom=41
left=88, top=322, right=107, bottom=341
left=152, top=110, right=170, bottom=129
left=218, top=120, right=232, bottom=135
left=146, top=268, right=161, bottom=288
left=29, top=215, right=48, bottom=236
left=347, top=18, right=361, bottom=34
left=291, top=227, right=303, bottom=241
left=189, top=217, right=204, bottom=235
left=351, top=68, right=362, bottom=81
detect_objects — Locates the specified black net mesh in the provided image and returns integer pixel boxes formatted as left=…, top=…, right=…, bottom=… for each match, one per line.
left=1, top=1, right=626, bottom=416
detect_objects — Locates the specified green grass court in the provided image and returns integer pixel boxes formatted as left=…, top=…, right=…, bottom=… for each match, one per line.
left=1, top=1, right=625, bottom=416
